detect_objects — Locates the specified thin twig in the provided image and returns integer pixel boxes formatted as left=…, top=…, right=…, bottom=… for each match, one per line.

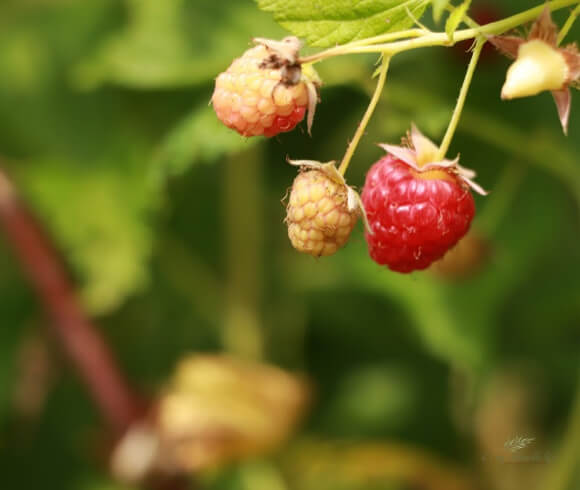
left=338, top=56, right=390, bottom=176
left=0, top=167, right=145, bottom=434
left=437, top=37, right=485, bottom=160
left=558, top=3, right=580, bottom=45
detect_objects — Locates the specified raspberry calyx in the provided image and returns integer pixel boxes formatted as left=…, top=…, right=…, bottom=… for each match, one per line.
left=212, top=36, right=321, bottom=138
left=285, top=160, right=363, bottom=257
left=361, top=126, right=486, bottom=273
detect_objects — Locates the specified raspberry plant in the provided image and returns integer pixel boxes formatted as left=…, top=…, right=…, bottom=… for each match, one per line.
left=213, top=0, right=580, bottom=272
left=2, top=1, right=580, bottom=490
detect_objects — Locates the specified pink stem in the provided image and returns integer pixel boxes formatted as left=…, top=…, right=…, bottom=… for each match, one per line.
left=0, top=169, right=145, bottom=434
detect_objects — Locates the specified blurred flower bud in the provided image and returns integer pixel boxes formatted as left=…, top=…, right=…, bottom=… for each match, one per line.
left=111, top=354, right=309, bottom=484
left=158, top=355, right=308, bottom=471
left=431, top=232, right=491, bottom=279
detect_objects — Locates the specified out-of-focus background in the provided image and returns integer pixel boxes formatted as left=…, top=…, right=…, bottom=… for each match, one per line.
left=0, top=0, right=579, bottom=489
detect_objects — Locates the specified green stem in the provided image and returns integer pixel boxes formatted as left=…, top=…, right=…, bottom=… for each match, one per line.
left=558, top=3, right=580, bottom=45
left=223, top=147, right=264, bottom=360
left=300, top=29, right=425, bottom=64
left=338, top=56, right=390, bottom=176
left=302, top=0, right=579, bottom=63
left=341, top=28, right=427, bottom=49
left=437, top=38, right=484, bottom=160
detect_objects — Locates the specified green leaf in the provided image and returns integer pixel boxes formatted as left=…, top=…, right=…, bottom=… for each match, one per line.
left=255, top=0, right=430, bottom=48
left=445, top=0, right=471, bottom=43
left=432, top=0, right=451, bottom=23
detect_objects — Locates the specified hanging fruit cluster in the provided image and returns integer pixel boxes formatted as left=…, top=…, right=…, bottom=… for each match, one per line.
left=211, top=6, right=579, bottom=274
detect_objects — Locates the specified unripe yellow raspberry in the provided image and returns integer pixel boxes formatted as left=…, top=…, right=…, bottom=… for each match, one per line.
left=286, top=165, right=359, bottom=257
left=212, top=37, right=319, bottom=138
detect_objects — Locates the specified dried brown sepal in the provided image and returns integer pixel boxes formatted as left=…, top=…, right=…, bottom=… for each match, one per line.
left=487, top=35, right=523, bottom=59
left=552, top=88, right=572, bottom=135
left=528, top=6, right=559, bottom=44
left=253, top=36, right=302, bottom=65
left=562, top=43, right=580, bottom=80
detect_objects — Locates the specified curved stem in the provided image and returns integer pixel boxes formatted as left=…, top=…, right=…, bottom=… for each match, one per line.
left=437, top=38, right=484, bottom=160
left=302, top=0, right=579, bottom=63
left=558, top=3, right=580, bottom=45
left=338, top=56, right=390, bottom=176
left=300, top=29, right=426, bottom=64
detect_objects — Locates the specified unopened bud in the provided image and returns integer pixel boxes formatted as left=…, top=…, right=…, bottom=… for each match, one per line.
left=501, top=40, right=567, bottom=99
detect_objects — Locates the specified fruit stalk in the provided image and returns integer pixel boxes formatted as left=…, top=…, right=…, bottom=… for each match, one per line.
left=338, top=56, right=390, bottom=176
left=437, top=37, right=485, bottom=161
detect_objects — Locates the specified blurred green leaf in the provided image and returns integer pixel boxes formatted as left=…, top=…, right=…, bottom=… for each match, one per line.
left=432, top=0, right=451, bottom=23
left=255, top=0, right=430, bottom=47
left=153, top=104, right=262, bottom=179
left=345, top=248, right=486, bottom=369
left=323, top=365, right=418, bottom=434
left=74, top=0, right=284, bottom=89
left=17, top=158, right=156, bottom=314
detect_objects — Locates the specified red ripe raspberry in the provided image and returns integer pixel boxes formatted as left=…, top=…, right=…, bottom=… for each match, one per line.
left=362, top=126, right=485, bottom=273
left=212, top=37, right=319, bottom=138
